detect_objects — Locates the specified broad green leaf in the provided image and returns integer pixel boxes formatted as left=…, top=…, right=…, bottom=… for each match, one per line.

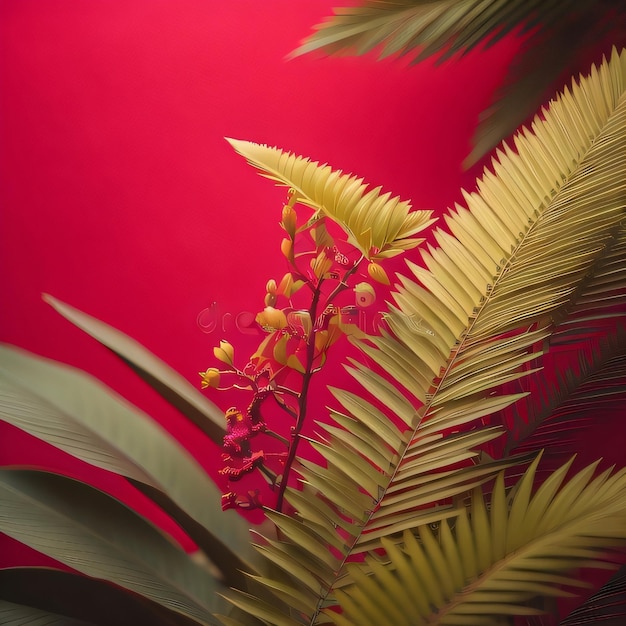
left=0, top=567, right=197, bottom=626
left=0, top=469, right=226, bottom=624
left=0, top=599, right=94, bottom=626
left=42, top=294, right=225, bottom=443
left=0, top=343, right=256, bottom=586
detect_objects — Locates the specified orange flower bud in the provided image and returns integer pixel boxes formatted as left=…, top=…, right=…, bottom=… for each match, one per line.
left=265, top=278, right=277, bottom=294
left=281, top=205, right=297, bottom=239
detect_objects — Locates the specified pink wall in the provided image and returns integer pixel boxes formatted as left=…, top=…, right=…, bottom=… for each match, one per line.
left=0, top=0, right=512, bottom=488
left=2, top=0, right=621, bottom=584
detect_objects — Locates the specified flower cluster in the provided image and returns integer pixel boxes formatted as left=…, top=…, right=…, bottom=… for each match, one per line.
left=200, top=188, right=392, bottom=511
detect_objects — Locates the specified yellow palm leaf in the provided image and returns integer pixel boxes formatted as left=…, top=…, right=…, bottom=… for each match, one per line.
left=332, top=455, right=626, bottom=625
left=226, top=138, right=434, bottom=260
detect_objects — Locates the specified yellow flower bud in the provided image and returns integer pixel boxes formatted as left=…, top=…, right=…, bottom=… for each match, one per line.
left=199, top=368, right=221, bottom=389
left=214, top=340, right=234, bottom=365
left=310, top=250, right=333, bottom=279
left=281, top=238, right=293, bottom=261
left=277, top=273, right=293, bottom=297
left=281, top=205, right=297, bottom=239
left=256, top=306, right=288, bottom=331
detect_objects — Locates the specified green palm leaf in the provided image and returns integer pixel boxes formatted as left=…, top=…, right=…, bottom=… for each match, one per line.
left=223, top=48, right=626, bottom=624
left=332, top=455, right=626, bottom=625
left=0, top=469, right=227, bottom=625
left=0, top=343, right=256, bottom=587
left=292, top=1, right=625, bottom=165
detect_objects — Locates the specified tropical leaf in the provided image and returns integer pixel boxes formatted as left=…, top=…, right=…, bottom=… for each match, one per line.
left=0, top=344, right=256, bottom=587
left=550, top=223, right=626, bottom=339
left=222, top=49, right=626, bottom=624
left=291, top=0, right=560, bottom=60
left=0, top=469, right=228, bottom=625
left=225, top=138, right=435, bottom=261
left=0, top=567, right=198, bottom=626
left=292, top=0, right=626, bottom=165
left=505, top=331, right=626, bottom=458
left=560, top=564, right=626, bottom=625
left=331, top=455, right=626, bottom=625
left=495, top=222, right=626, bottom=458
left=42, top=294, right=225, bottom=444
left=0, top=599, right=94, bottom=626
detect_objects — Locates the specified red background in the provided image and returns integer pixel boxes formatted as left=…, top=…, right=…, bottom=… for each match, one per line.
left=2, top=0, right=621, bottom=590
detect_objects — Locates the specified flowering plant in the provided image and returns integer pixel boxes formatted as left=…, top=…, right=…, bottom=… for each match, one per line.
left=0, top=8, right=625, bottom=626
left=199, top=141, right=434, bottom=511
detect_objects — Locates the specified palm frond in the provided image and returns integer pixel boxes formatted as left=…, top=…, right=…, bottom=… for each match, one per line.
left=506, top=331, right=626, bottom=458
left=560, top=564, right=626, bottom=625
left=292, top=0, right=565, bottom=61
left=496, top=221, right=626, bottom=457
left=223, top=49, right=626, bottom=625
left=225, top=138, right=435, bottom=261
left=292, top=1, right=625, bottom=165
left=550, top=224, right=626, bottom=340
left=332, top=455, right=626, bottom=625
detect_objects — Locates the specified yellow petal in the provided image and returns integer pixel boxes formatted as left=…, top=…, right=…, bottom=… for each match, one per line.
left=367, top=262, right=390, bottom=285
left=256, top=307, right=288, bottom=330
left=213, top=340, right=234, bottom=365
left=281, top=205, right=297, bottom=238
left=311, top=221, right=334, bottom=249
left=281, top=238, right=293, bottom=260
left=288, top=310, right=313, bottom=338
left=277, top=273, right=294, bottom=297
left=273, top=334, right=289, bottom=365
left=310, top=250, right=333, bottom=279
left=199, top=368, right=221, bottom=389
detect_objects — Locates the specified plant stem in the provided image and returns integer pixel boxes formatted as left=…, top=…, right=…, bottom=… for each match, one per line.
left=273, top=258, right=365, bottom=512
left=275, top=280, right=324, bottom=512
